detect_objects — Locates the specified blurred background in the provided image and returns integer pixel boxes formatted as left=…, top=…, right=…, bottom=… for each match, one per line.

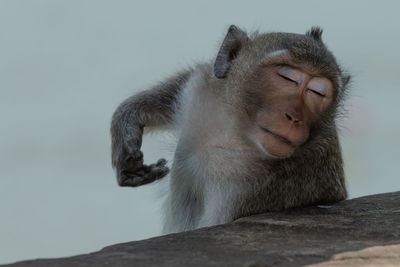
left=1, top=0, right=399, bottom=264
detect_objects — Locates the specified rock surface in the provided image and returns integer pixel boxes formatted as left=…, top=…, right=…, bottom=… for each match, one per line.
left=3, top=191, right=400, bottom=267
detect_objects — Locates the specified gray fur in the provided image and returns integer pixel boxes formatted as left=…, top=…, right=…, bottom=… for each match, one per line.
left=110, top=25, right=350, bottom=233
left=111, top=70, right=192, bottom=186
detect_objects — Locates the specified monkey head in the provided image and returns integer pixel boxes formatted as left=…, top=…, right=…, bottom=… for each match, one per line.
left=214, top=25, right=349, bottom=159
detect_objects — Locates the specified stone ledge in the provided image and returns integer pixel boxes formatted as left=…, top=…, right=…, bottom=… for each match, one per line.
left=3, top=191, right=400, bottom=267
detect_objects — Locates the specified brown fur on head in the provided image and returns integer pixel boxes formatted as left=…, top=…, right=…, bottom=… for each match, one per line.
left=214, top=25, right=350, bottom=159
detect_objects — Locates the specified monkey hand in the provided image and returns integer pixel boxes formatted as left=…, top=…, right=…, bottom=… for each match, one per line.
left=116, top=146, right=169, bottom=187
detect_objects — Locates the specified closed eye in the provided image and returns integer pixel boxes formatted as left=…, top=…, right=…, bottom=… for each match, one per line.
left=278, top=73, right=297, bottom=84
left=309, top=89, right=325, bottom=97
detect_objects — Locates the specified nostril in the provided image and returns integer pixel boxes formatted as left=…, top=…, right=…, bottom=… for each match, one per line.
left=285, top=112, right=301, bottom=124
left=285, top=113, right=292, bottom=121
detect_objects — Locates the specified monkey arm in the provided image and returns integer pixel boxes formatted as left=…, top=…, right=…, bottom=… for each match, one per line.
left=110, top=70, right=192, bottom=187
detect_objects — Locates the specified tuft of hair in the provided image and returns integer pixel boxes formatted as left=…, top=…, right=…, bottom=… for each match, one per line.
left=306, top=26, right=323, bottom=41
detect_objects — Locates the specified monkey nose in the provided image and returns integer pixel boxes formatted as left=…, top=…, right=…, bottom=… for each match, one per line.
left=284, top=112, right=301, bottom=125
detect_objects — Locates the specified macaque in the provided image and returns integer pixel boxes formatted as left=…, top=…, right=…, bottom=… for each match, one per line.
left=111, top=25, right=350, bottom=233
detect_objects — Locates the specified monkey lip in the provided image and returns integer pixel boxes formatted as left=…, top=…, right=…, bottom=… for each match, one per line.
left=259, top=126, right=297, bottom=148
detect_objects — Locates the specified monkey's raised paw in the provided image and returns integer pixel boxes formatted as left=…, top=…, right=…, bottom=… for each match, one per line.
left=117, top=159, right=169, bottom=187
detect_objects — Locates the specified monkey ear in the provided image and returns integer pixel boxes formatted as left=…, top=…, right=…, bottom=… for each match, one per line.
left=306, top=26, right=323, bottom=41
left=214, top=25, right=249, bottom=79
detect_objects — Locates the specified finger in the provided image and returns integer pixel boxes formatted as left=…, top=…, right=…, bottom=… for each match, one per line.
left=156, top=158, right=167, bottom=167
left=120, top=176, right=148, bottom=187
left=142, top=158, right=167, bottom=172
left=157, top=166, right=170, bottom=178
left=119, top=169, right=152, bottom=187
left=146, top=165, right=169, bottom=180
left=117, top=163, right=169, bottom=187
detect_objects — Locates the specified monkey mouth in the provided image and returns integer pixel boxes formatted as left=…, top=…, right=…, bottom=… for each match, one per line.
left=259, top=126, right=297, bottom=148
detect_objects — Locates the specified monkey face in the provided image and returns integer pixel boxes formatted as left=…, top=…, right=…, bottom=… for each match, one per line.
left=214, top=27, right=347, bottom=160
left=251, top=62, right=335, bottom=159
